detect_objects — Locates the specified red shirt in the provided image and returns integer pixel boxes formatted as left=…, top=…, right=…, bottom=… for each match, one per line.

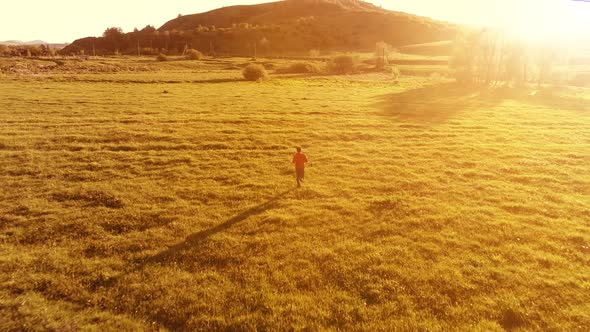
left=292, top=152, right=308, bottom=168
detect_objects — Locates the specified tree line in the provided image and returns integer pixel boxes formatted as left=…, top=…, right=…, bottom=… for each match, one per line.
left=0, top=44, right=57, bottom=57
left=450, top=29, right=574, bottom=87
left=61, top=24, right=292, bottom=57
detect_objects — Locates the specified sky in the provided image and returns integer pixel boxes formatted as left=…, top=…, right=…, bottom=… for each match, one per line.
left=1, top=0, right=589, bottom=43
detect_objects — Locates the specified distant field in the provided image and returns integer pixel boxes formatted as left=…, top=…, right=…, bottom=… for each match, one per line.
left=0, top=58, right=589, bottom=331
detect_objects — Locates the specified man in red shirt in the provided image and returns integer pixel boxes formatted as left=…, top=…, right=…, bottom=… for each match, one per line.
left=292, top=147, right=308, bottom=187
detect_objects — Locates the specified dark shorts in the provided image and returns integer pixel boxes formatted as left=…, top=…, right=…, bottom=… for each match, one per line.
left=296, top=168, right=305, bottom=179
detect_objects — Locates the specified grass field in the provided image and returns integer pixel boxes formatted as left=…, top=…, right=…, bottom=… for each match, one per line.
left=0, top=57, right=589, bottom=331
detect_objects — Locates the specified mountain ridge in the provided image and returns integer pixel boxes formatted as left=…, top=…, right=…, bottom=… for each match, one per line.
left=1, top=40, right=48, bottom=45
left=62, top=0, right=458, bottom=56
left=159, top=0, right=388, bottom=31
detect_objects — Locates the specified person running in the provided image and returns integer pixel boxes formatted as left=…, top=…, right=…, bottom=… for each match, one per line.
left=292, top=147, right=308, bottom=187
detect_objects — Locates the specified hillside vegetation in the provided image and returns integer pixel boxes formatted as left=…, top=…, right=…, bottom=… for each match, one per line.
left=0, top=57, right=589, bottom=330
left=62, top=0, right=457, bottom=56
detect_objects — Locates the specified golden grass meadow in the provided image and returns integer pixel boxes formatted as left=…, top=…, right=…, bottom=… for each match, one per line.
left=0, top=54, right=589, bottom=331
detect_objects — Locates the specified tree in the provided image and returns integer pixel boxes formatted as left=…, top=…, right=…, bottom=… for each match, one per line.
left=450, top=32, right=478, bottom=84
left=329, top=55, right=357, bottom=74
left=504, top=43, right=527, bottom=86
left=450, top=29, right=508, bottom=86
left=375, top=41, right=388, bottom=57
left=375, top=41, right=389, bottom=70
left=0, top=44, right=9, bottom=56
left=534, top=46, right=555, bottom=88
left=103, top=27, right=126, bottom=54
left=141, top=25, right=156, bottom=33
left=103, top=27, right=124, bottom=38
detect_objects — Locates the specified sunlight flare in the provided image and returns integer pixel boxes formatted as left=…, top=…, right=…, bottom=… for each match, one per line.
left=498, top=0, right=590, bottom=44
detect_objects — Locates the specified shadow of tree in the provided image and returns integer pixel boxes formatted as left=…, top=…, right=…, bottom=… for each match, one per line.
left=374, top=83, right=589, bottom=125
left=522, top=88, right=590, bottom=115
left=374, top=83, right=495, bottom=125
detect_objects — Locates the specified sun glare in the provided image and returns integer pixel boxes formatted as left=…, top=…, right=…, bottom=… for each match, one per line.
left=500, top=0, right=590, bottom=45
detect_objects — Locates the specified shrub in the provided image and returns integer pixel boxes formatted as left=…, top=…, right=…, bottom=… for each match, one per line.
left=329, top=55, right=357, bottom=74
left=141, top=47, right=155, bottom=55
left=185, top=49, right=203, bottom=60
left=242, top=64, right=268, bottom=81
left=280, top=62, right=322, bottom=74
left=156, top=53, right=168, bottom=62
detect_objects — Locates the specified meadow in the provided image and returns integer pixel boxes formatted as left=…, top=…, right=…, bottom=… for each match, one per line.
left=0, top=56, right=589, bottom=331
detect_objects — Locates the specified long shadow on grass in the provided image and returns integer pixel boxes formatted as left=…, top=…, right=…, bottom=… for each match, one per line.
left=374, top=82, right=498, bottom=124
left=136, top=189, right=294, bottom=267
left=522, top=88, right=590, bottom=114
left=376, top=83, right=589, bottom=124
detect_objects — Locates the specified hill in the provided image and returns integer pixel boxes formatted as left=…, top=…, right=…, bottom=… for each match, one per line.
left=0, top=40, right=67, bottom=50
left=159, top=0, right=385, bottom=31
left=0, top=40, right=24, bottom=45
left=62, top=0, right=458, bottom=56
left=0, top=40, right=47, bottom=45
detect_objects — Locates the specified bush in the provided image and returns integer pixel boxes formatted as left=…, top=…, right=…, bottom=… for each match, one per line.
left=141, top=47, right=155, bottom=55
left=309, top=49, right=320, bottom=58
left=280, top=62, right=322, bottom=74
left=329, top=55, right=357, bottom=74
left=185, top=49, right=203, bottom=60
left=242, top=64, right=269, bottom=81
left=156, top=53, right=168, bottom=62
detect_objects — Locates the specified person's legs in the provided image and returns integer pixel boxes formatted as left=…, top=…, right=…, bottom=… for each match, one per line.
left=296, top=168, right=304, bottom=187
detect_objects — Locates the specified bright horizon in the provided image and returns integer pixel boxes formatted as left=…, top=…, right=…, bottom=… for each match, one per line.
left=1, top=0, right=589, bottom=44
